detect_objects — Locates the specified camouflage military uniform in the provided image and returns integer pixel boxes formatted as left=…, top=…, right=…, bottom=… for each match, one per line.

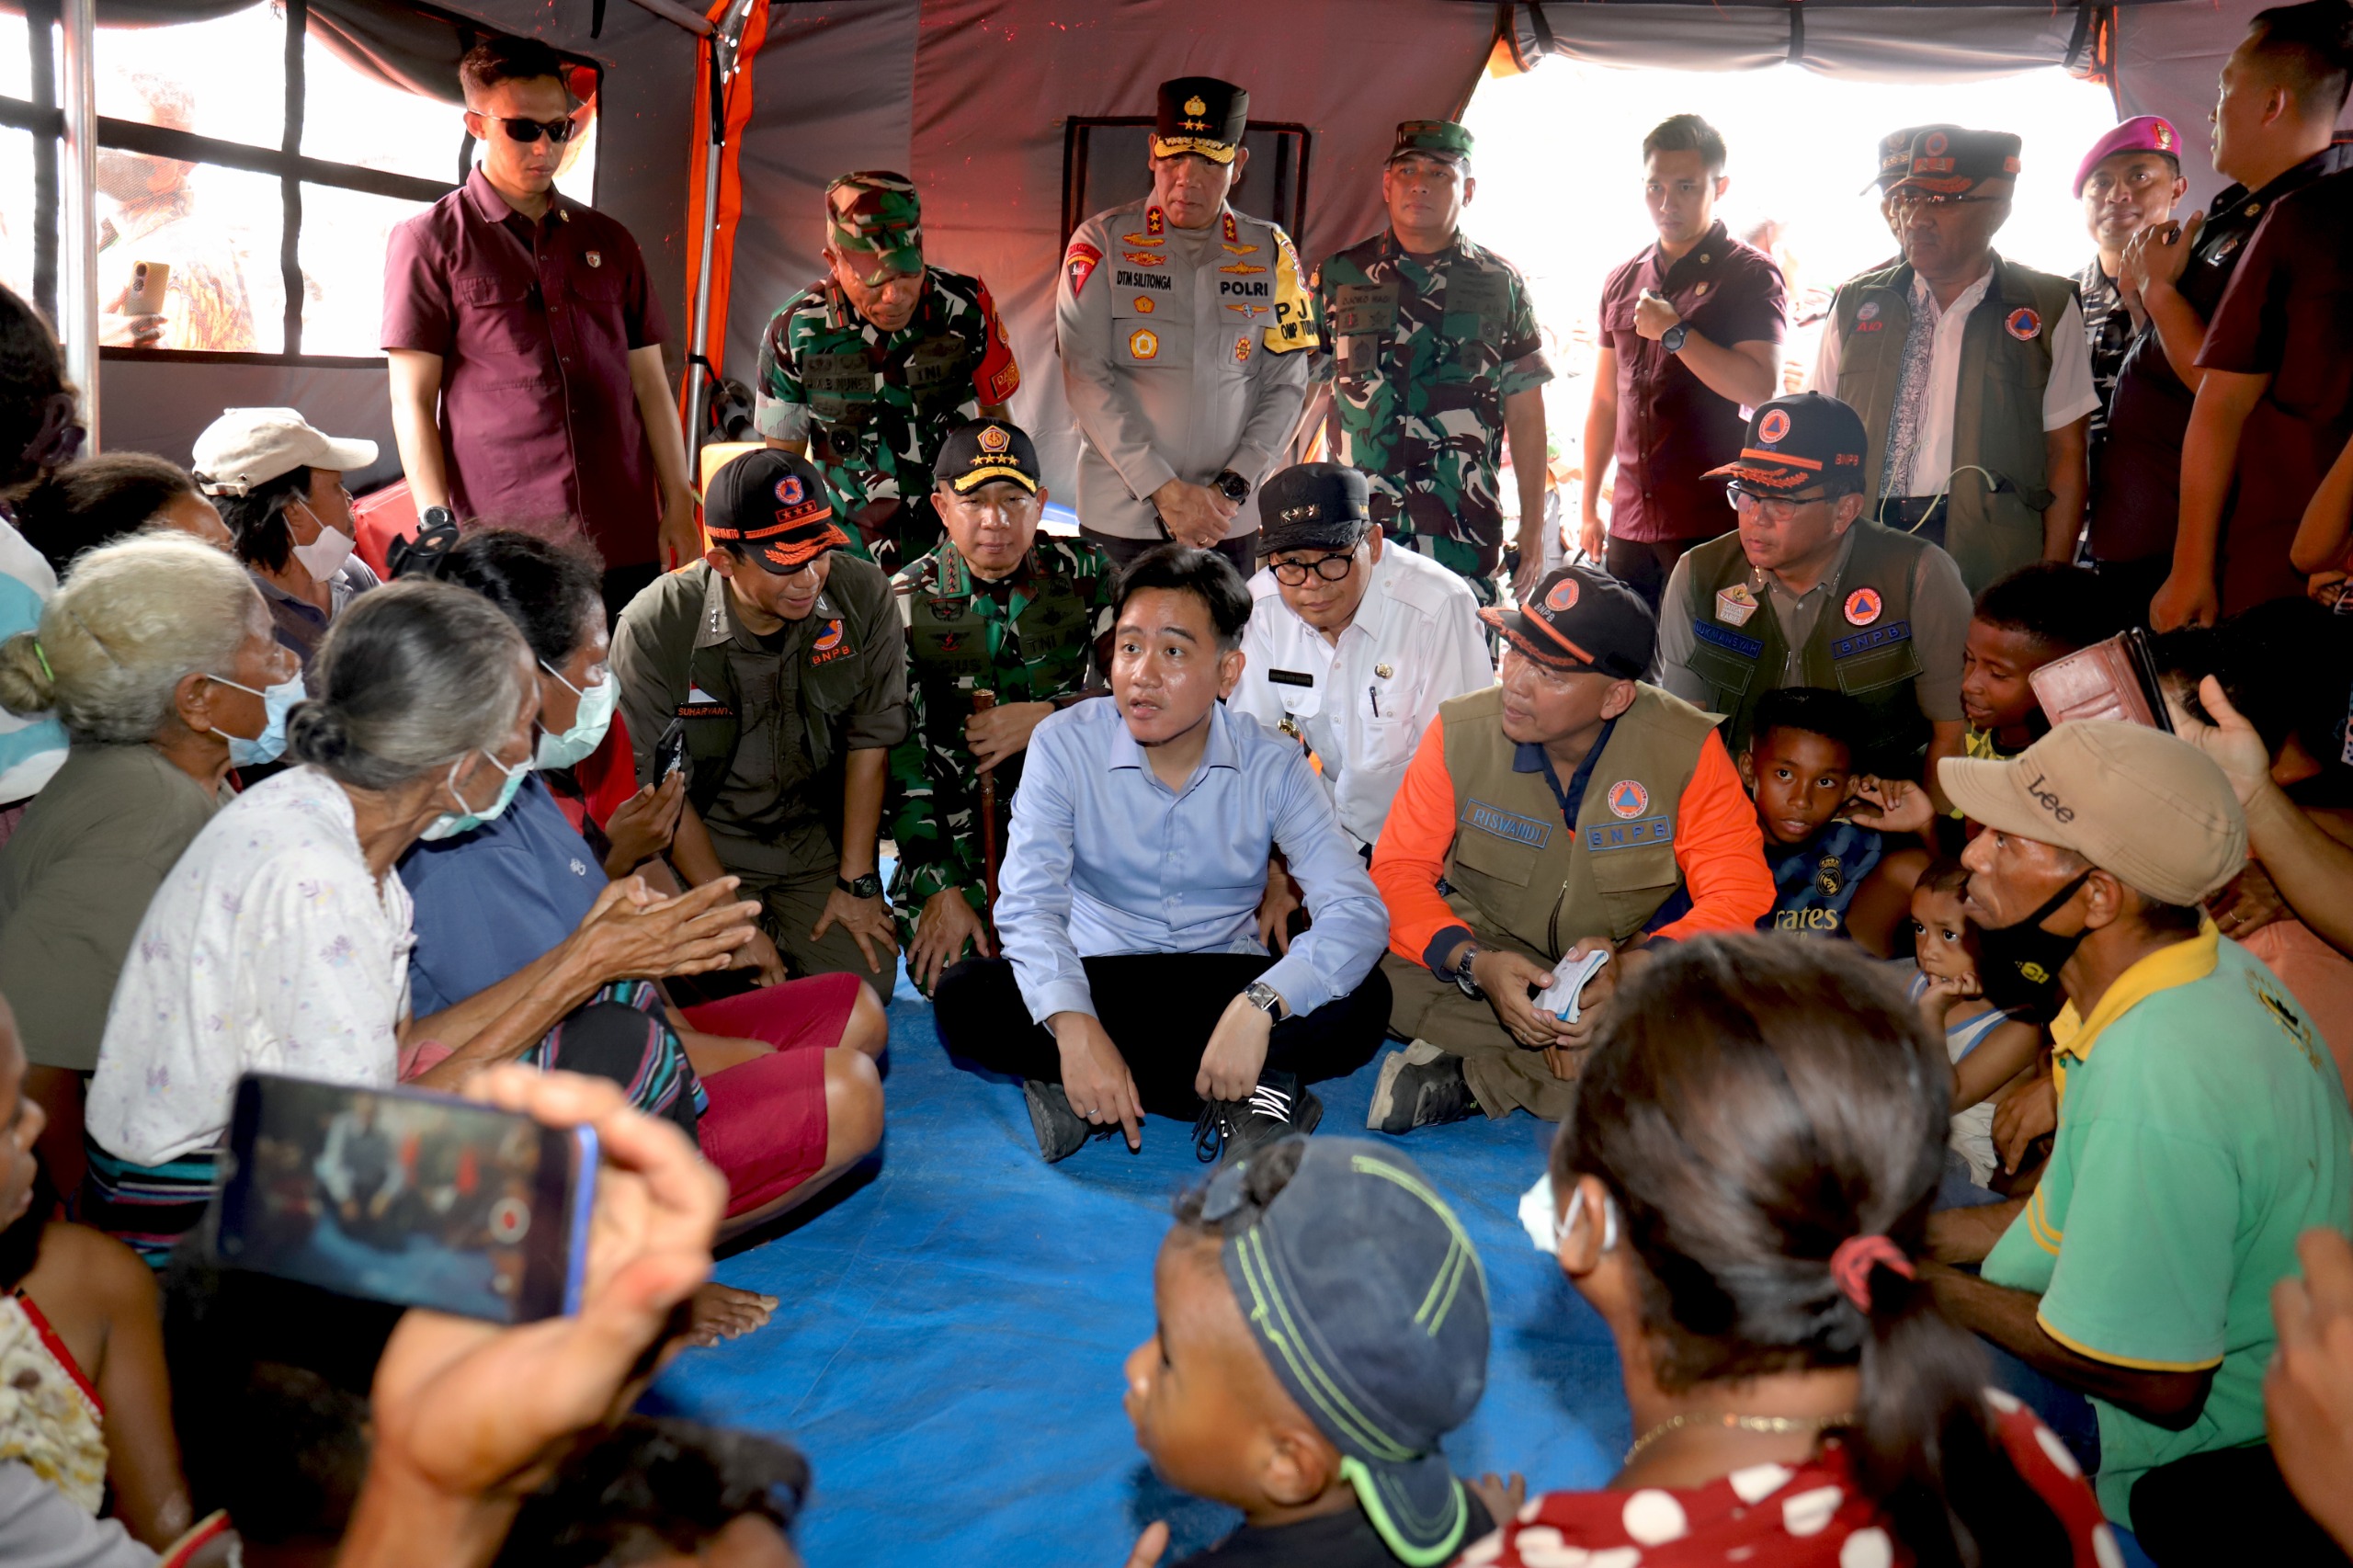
left=884, top=535, right=1117, bottom=949
left=1313, top=232, right=1551, bottom=602
left=752, top=267, right=1020, bottom=574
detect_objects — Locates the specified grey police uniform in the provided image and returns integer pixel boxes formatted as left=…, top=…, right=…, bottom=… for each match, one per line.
left=1055, top=199, right=1315, bottom=545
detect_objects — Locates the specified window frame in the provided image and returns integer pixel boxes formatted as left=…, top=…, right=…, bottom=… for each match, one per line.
left=4, top=0, right=601, bottom=366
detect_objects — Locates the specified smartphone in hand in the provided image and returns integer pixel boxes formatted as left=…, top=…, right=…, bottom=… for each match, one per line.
left=212, top=1074, right=597, bottom=1324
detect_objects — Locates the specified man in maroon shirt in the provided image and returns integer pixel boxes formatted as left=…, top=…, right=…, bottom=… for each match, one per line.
left=381, top=36, right=694, bottom=614
left=1579, top=114, right=1787, bottom=611
left=2155, top=0, right=2353, bottom=629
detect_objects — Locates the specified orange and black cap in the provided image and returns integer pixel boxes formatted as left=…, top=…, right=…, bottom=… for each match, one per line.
left=1481, top=565, right=1655, bottom=678
left=703, top=449, right=849, bottom=574
left=1703, top=392, right=1867, bottom=494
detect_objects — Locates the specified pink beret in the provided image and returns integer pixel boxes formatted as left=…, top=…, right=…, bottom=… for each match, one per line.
left=2075, top=116, right=2182, bottom=195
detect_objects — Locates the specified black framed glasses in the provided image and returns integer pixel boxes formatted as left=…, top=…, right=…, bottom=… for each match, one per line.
left=1887, top=189, right=2004, bottom=211
left=1267, top=551, right=1358, bottom=585
left=484, top=114, right=578, bottom=145
left=1725, top=484, right=1831, bottom=524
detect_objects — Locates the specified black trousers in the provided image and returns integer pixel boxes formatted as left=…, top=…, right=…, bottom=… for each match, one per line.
left=2131, top=1444, right=2352, bottom=1565
left=932, top=953, right=1391, bottom=1119
left=1081, top=528, right=1256, bottom=583
left=1604, top=534, right=1711, bottom=614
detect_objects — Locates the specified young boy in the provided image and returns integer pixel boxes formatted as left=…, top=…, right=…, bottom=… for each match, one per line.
left=1123, top=1136, right=1508, bottom=1568
left=1739, top=687, right=1932, bottom=957
left=1960, top=562, right=2122, bottom=762
left=1907, top=859, right=2045, bottom=1201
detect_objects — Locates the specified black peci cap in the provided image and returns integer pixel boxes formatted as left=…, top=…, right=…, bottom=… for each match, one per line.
left=1257, top=462, right=1372, bottom=556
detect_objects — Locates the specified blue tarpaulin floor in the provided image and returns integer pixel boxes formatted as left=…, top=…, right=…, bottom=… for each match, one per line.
left=644, top=960, right=1631, bottom=1567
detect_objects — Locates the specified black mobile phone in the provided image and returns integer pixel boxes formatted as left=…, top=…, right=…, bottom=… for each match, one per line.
left=654, top=715, right=688, bottom=781
left=213, top=1074, right=597, bottom=1324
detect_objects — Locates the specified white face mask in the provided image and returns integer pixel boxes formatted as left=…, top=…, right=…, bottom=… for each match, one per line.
left=288, top=498, right=357, bottom=584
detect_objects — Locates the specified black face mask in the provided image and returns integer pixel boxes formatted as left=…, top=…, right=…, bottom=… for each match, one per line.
left=1974, top=869, right=2095, bottom=1022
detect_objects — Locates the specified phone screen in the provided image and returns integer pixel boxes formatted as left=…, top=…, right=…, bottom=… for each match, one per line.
left=215, top=1074, right=596, bottom=1324
left=654, top=715, right=688, bottom=780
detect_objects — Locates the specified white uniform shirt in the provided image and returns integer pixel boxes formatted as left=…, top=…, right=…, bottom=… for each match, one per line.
left=88, top=766, right=415, bottom=1166
left=1808, top=264, right=2100, bottom=497
left=1227, top=543, right=1494, bottom=851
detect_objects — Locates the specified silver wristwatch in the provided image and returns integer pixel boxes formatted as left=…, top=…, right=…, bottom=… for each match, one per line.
left=1448, top=942, right=1484, bottom=999
left=1243, top=980, right=1284, bottom=1018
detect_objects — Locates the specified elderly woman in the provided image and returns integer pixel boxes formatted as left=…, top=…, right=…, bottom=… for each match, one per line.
left=0, top=533, right=297, bottom=1191
left=1473, top=937, right=2112, bottom=1567
left=10, top=452, right=232, bottom=574
left=190, top=406, right=381, bottom=666
left=84, top=580, right=760, bottom=1263
left=409, top=530, right=884, bottom=1245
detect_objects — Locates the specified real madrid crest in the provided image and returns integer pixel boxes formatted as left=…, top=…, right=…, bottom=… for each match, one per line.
left=1814, top=855, right=1844, bottom=899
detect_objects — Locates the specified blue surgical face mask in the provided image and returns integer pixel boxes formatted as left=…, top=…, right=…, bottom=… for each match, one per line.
left=534, top=659, right=617, bottom=771
left=210, top=673, right=305, bottom=767
left=417, top=748, right=530, bottom=842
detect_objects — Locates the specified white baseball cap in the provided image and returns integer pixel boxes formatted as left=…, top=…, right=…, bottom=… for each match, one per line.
left=190, top=407, right=378, bottom=497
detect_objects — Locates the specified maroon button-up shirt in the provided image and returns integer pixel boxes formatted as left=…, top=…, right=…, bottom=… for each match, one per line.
left=381, top=168, right=669, bottom=568
left=1597, top=220, right=1787, bottom=543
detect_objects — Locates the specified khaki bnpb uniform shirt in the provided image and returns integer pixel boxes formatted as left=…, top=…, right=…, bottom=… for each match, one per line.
left=1055, top=200, right=1315, bottom=541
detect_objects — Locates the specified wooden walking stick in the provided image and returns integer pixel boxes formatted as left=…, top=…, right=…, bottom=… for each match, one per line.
left=970, top=687, right=1000, bottom=917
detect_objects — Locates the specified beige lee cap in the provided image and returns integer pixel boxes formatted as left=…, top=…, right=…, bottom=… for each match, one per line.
left=1938, top=721, right=2247, bottom=906
left=191, top=407, right=378, bottom=497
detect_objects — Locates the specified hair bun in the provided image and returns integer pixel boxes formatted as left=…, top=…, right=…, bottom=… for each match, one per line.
left=284, top=699, right=347, bottom=764
left=0, top=631, right=59, bottom=719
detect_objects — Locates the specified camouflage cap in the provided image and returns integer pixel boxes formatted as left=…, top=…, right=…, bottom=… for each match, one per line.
left=824, top=170, right=923, bottom=285
left=1389, top=119, right=1472, bottom=165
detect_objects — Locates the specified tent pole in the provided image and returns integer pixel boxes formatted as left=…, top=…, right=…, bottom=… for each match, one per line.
left=57, top=0, right=97, bottom=449
left=683, top=0, right=756, bottom=465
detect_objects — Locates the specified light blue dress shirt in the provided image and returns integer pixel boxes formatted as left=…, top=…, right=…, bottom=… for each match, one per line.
left=996, top=697, right=1389, bottom=1026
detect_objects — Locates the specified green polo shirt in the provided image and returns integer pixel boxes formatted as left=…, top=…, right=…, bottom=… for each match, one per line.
left=1984, top=929, right=2353, bottom=1524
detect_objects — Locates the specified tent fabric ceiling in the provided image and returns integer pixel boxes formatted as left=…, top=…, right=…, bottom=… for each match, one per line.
left=1502, top=0, right=2109, bottom=79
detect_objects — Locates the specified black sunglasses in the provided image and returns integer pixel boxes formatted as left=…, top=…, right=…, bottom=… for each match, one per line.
left=483, top=114, right=577, bottom=145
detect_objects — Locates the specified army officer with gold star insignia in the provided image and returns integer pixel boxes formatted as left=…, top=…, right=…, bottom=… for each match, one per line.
left=1055, top=75, right=1315, bottom=574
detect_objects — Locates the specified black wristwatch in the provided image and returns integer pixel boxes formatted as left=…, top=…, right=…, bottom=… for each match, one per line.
left=1659, top=323, right=1689, bottom=354
left=835, top=871, right=882, bottom=900
left=1211, top=469, right=1252, bottom=503
left=418, top=505, right=456, bottom=531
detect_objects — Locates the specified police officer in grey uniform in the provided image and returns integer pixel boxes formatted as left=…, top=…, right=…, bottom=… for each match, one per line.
left=1055, top=76, right=1317, bottom=574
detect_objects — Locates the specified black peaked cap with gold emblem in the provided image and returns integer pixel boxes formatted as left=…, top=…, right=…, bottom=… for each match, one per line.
left=1154, top=76, right=1248, bottom=164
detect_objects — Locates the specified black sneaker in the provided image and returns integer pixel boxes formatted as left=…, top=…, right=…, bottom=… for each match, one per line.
left=1193, top=1071, right=1324, bottom=1165
left=1366, top=1040, right=1477, bottom=1134
left=1023, top=1080, right=1112, bottom=1164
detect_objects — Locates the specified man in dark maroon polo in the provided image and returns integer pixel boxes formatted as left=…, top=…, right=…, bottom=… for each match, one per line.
left=381, top=35, right=694, bottom=614
left=1579, top=113, right=1787, bottom=611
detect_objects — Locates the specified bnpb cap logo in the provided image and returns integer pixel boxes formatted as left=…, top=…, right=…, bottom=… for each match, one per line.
left=811, top=619, right=845, bottom=653
left=1544, top=576, right=1581, bottom=613
left=1607, top=779, right=1649, bottom=819
left=2006, top=307, right=2041, bottom=341
left=1924, top=131, right=1949, bottom=156
left=775, top=475, right=805, bottom=506
left=1756, top=409, right=1792, bottom=447
left=978, top=425, right=1011, bottom=454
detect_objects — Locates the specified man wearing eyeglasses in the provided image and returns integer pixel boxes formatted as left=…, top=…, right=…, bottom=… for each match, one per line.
left=1654, top=393, right=1972, bottom=801
left=756, top=173, right=1021, bottom=577
left=1808, top=128, right=2097, bottom=596
left=384, top=36, right=696, bottom=619
left=1226, top=463, right=1493, bottom=858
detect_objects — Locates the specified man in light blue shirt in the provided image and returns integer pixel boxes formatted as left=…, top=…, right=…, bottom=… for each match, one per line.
left=933, top=545, right=1392, bottom=1164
